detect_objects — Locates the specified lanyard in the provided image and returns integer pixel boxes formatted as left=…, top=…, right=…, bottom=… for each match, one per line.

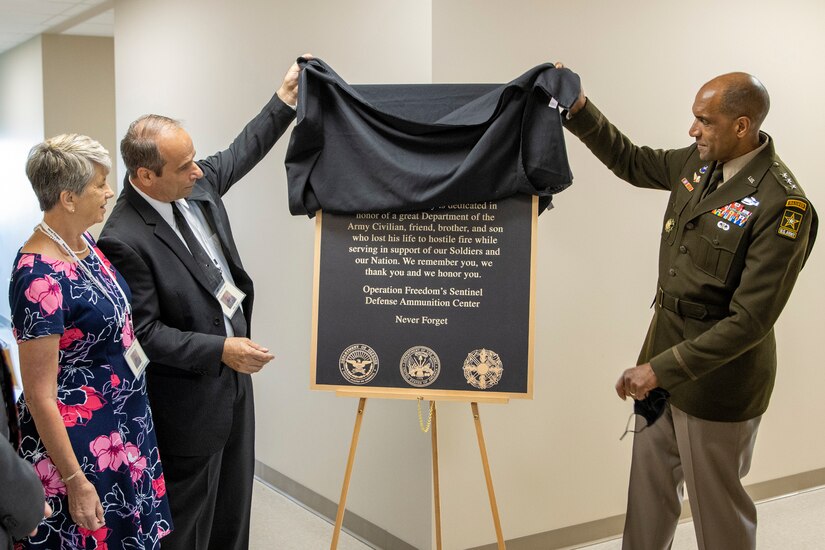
left=177, top=200, right=225, bottom=275
left=37, top=222, right=132, bottom=325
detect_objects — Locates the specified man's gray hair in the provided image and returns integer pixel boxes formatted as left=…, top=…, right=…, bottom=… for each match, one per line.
left=121, top=114, right=182, bottom=178
left=26, top=133, right=111, bottom=212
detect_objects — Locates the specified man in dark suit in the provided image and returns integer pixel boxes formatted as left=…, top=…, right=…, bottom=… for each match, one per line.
left=98, top=56, right=309, bottom=550
left=1, top=345, right=47, bottom=549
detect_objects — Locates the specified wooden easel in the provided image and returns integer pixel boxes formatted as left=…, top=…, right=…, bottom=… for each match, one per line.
left=330, top=391, right=509, bottom=550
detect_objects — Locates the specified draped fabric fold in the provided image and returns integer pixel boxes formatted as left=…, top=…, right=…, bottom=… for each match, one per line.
left=285, top=58, right=581, bottom=216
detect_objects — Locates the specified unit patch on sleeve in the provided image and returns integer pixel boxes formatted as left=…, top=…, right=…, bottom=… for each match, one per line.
left=785, top=198, right=808, bottom=212
left=777, top=199, right=808, bottom=240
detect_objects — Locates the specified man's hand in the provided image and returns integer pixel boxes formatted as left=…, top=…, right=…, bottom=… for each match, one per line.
left=615, top=363, right=659, bottom=401
left=30, top=501, right=52, bottom=536
left=222, top=337, right=274, bottom=374
left=554, top=62, right=586, bottom=116
left=277, top=53, right=314, bottom=107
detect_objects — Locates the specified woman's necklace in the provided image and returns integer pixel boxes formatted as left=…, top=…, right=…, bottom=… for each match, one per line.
left=69, top=241, right=89, bottom=255
left=36, top=223, right=88, bottom=255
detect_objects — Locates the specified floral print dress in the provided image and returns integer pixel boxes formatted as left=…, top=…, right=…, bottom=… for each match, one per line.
left=9, top=239, right=172, bottom=550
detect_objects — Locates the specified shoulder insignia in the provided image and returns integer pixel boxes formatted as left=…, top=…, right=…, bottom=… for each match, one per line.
left=776, top=196, right=809, bottom=240
left=769, top=161, right=805, bottom=195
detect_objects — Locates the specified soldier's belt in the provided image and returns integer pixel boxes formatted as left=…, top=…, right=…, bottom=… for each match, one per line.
left=656, top=288, right=729, bottom=321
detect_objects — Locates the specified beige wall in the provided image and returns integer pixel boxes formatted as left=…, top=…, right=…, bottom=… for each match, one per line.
left=42, top=35, right=117, bottom=198
left=108, top=1, right=825, bottom=549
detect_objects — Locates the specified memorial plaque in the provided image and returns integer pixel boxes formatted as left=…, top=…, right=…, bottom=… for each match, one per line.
left=311, top=194, right=537, bottom=398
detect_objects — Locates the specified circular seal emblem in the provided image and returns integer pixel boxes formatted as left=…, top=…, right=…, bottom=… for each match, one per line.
left=339, top=344, right=379, bottom=385
left=399, top=346, right=441, bottom=387
left=463, top=348, right=503, bottom=390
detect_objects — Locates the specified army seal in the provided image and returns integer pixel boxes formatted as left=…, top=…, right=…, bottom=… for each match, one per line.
left=339, top=344, right=379, bottom=385
left=400, top=346, right=441, bottom=387
left=463, top=348, right=503, bottom=390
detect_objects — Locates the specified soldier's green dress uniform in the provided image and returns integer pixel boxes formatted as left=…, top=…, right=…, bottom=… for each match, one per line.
left=565, top=99, right=817, bottom=549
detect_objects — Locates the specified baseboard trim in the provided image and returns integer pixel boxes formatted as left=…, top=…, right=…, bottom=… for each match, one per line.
left=466, top=467, right=825, bottom=550
left=254, top=460, right=418, bottom=550
left=256, top=460, right=825, bottom=550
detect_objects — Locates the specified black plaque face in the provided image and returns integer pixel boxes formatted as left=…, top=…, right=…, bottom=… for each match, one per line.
left=312, top=195, right=536, bottom=398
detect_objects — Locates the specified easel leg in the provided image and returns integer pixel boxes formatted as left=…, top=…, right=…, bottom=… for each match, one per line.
left=432, top=403, right=442, bottom=550
left=331, top=397, right=367, bottom=550
left=471, top=402, right=506, bottom=549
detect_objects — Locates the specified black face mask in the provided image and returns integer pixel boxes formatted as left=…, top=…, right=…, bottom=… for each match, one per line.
left=620, top=387, right=670, bottom=440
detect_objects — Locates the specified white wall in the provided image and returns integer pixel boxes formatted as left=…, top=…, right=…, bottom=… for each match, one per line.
left=433, top=1, right=825, bottom=548
left=113, top=1, right=434, bottom=548
left=0, top=36, right=44, bottom=144
left=0, top=36, right=45, bottom=389
left=109, top=1, right=825, bottom=549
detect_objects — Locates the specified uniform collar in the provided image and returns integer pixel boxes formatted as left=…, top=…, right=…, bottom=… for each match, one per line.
left=720, top=132, right=770, bottom=185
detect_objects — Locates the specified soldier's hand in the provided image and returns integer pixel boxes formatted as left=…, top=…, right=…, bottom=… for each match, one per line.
left=554, top=61, right=586, bottom=116
left=222, top=337, right=274, bottom=374
left=277, top=53, right=314, bottom=107
left=615, top=363, right=658, bottom=401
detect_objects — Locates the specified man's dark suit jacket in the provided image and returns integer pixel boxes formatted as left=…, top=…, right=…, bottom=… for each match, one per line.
left=1, top=351, right=44, bottom=549
left=98, top=95, right=295, bottom=456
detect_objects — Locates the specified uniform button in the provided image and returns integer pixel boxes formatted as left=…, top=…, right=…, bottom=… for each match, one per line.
left=668, top=268, right=677, bottom=276
left=712, top=237, right=719, bottom=245
left=213, top=317, right=220, bottom=326
left=679, top=245, right=687, bottom=253
left=685, top=222, right=695, bottom=230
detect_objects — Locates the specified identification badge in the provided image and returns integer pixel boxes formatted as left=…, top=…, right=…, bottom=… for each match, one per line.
left=217, top=280, right=246, bottom=318
left=125, top=339, right=149, bottom=379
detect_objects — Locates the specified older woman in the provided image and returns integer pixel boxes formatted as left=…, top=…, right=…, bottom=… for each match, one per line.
left=9, top=134, right=172, bottom=549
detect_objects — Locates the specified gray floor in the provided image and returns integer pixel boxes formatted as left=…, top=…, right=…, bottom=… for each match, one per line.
left=250, top=480, right=372, bottom=550
left=576, top=485, right=825, bottom=550
left=250, top=481, right=825, bottom=550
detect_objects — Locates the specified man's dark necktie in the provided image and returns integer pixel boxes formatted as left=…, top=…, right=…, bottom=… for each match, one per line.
left=171, top=202, right=247, bottom=337
left=702, top=163, right=724, bottom=199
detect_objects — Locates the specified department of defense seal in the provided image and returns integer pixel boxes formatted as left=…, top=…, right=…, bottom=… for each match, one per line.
left=339, top=344, right=379, bottom=385
left=400, top=346, right=441, bottom=387
left=463, top=348, right=503, bottom=390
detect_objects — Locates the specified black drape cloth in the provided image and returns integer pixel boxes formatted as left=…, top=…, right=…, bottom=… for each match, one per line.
left=285, top=58, right=581, bottom=216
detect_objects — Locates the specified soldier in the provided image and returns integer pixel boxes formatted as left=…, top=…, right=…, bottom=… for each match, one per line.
left=560, top=67, right=817, bottom=549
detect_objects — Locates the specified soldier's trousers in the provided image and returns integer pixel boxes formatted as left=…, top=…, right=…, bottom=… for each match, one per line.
left=622, top=404, right=761, bottom=550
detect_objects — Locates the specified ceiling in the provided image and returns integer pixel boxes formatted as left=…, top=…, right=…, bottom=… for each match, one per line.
left=0, top=0, right=113, bottom=55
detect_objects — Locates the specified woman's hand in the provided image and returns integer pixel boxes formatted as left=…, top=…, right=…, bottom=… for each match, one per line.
left=66, top=475, right=105, bottom=532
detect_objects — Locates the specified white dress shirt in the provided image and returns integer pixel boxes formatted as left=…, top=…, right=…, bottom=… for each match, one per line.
left=131, top=181, right=240, bottom=337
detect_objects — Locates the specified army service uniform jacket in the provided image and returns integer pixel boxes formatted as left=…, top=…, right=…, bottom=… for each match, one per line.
left=565, top=100, right=818, bottom=422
